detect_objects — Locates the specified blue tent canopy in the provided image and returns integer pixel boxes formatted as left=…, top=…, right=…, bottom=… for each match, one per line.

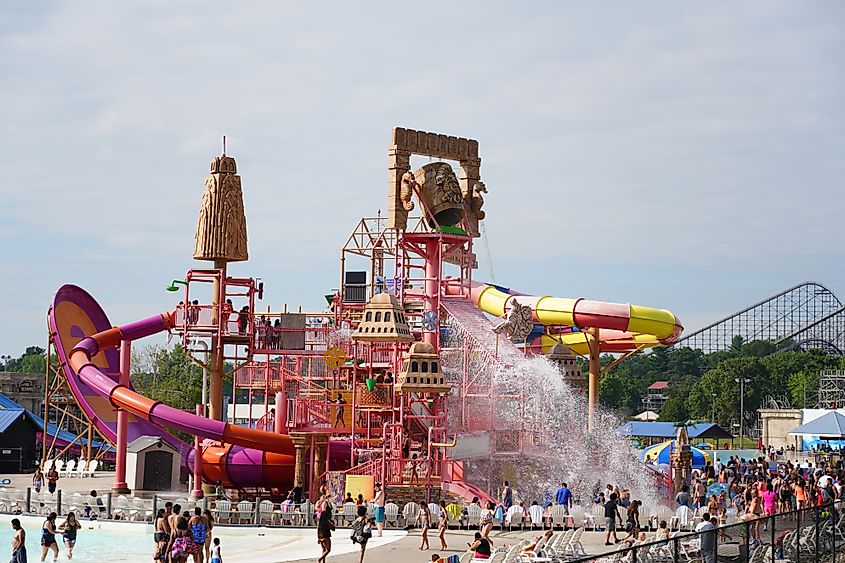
left=789, top=411, right=845, bottom=439
left=618, top=421, right=732, bottom=440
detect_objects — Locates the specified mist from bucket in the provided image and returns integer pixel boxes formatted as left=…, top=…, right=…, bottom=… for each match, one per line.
left=484, top=354, right=660, bottom=507
left=438, top=302, right=662, bottom=507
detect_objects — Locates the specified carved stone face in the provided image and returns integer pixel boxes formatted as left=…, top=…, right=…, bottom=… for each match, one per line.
left=415, top=162, right=464, bottom=228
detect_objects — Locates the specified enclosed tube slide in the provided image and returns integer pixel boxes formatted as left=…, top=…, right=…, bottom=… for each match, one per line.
left=49, top=285, right=294, bottom=488
left=451, top=281, right=683, bottom=355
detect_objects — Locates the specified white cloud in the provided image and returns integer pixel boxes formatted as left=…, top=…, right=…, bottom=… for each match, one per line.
left=0, top=1, right=843, bottom=353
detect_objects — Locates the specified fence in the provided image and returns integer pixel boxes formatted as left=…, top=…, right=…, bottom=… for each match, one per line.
left=566, top=502, right=842, bottom=563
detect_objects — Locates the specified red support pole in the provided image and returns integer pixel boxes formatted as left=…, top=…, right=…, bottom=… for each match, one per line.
left=424, top=239, right=441, bottom=351
left=112, top=340, right=131, bottom=494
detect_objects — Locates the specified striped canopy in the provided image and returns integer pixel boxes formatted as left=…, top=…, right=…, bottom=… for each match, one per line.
left=641, top=440, right=713, bottom=468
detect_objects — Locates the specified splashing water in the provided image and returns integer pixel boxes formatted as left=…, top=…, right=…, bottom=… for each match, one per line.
left=441, top=300, right=661, bottom=507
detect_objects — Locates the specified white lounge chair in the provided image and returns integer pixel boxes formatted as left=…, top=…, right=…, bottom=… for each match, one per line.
left=54, top=459, right=66, bottom=477
left=113, top=495, right=131, bottom=519
left=505, top=505, right=524, bottom=530
left=258, top=500, right=276, bottom=525
left=341, top=502, right=357, bottom=525
left=73, top=459, right=88, bottom=477
left=236, top=500, right=254, bottom=524
left=212, top=500, right=231, bottom=524
left=402, top=502, right=419, bottom=527
left=384, top=502, right=400, bottom=527
left=131, top=497, right=149, bottom=521
left=528, top=504, right=545, bottom=529
left=86, top=459, right=99, bottom=477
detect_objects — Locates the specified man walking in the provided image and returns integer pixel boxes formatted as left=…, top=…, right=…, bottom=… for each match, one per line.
left=10, top=518, right=26, bottom=563
left=555, top=482, right=572, bottom=514
left=604, top=492, right=622, bottom=546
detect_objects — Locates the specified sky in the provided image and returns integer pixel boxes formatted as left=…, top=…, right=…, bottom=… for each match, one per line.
left=0, top=1, right=843, bottom=356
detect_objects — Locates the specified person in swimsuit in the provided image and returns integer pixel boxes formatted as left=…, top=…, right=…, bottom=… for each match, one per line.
left=168, top=504, right=182, bottom=539
left=350, top=506, right=371, bottom=563
left=468, top=532, right=492, bottom=560
left=317, top=506, right=334, bottom=563
left=40, top=512, right=59, bottom=562
left=58, top=512, right=81, bottom=560
left=32, top=469, right=43, bottom=494
left=202, top=510, right=215, bottom=561
left=167, top=517, right=197, bottom=563
left=189, top=507, right=207, bottom=563
left=479, top=501, right=495, bottom=543
left=153, top=508, right=167, bottom=561
left=10, top=518, right=26, bottom=563
left=334, top=393, right=346, bottom=428
left=437, top=500, right=448, bottom=550
left=46, top=468, right=58, bottom=495
left=371, top=483, right=385, bottom=537
left=418, top=500, right=430, bottom=550
left=209, top=537, right=222, bottom=563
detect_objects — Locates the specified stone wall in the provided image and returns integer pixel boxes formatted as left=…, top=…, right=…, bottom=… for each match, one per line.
left=759, top=408, right=803, bottom=449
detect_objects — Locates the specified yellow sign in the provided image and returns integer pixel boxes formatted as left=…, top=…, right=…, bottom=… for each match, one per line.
left=345, top=474, right=375, bottom=503
left=324, top=346, right=346, bottom=369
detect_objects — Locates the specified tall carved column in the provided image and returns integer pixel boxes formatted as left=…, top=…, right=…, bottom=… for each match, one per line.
left=193, top=153, right=249, bottom=422
left=290, top=432, right=311, bottom=495
left=387, top=144, right=411, bottom=230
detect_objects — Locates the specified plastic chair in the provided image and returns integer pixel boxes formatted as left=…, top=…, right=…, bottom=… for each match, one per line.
left=384, top=502, right=400, bottom=527
left=212, top=500, right=231, bottom=524
left=258, top=500, right=276, bottom=525
left=402, top=502, right=419, bottom=527
left=236, top=500, right=254, bottom=524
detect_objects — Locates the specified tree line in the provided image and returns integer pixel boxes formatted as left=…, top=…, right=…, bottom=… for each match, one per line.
left=597, top=336, right=845, bottom=425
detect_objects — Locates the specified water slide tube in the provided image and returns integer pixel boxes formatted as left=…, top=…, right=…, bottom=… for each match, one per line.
left=449, top=281, right=683, bottom=355
left=49, top=285, right=294, bottom=488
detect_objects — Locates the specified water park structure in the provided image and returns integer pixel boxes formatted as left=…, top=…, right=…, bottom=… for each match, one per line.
left=44, top=127, right=684, bottom=503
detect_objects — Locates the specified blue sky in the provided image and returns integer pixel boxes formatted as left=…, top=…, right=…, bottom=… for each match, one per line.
left=1, top=2, right=843, bottom=355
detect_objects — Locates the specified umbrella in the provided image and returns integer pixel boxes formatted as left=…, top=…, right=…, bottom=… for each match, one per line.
left=641, top=440, right=713, bottom=468
left=694, top=442, right=712, bottom=449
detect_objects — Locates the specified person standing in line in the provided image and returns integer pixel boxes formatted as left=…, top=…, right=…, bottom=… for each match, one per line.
left=675, top=484, right=691, bottom=508
left=437, top=500, right=448, bottom=551
left=188, top=507, right=207, bottom=563
left=168, top=504, right=183, bottom=538
left=555, top=482, right=572, bottom=514
left=46, top=467, right=59, bottom=494
left=40, top=512, right=59, bottom=562
left=10, top=518, right=26, bottom=563
left=58, top=512, right=81, bottom=560
left=209, top=537, right=222, bottom=563
left=501, top=481, right=513, bottom=512
left=153, top=508, right=168, bottom=562
left=202, top=510, right=215, bottom=562
left=371, top=483, right=385, bottom=537
left=317, top=506, right=335, bottom=563
left=604, top=493, right=622, bottom=546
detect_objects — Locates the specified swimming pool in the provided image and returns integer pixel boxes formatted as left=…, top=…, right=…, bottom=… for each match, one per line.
left=0, top=514, right=405, bottom=562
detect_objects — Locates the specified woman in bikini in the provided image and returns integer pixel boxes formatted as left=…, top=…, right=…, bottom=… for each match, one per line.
left=203, top=509, right=215, bottom=561
left=437, top=500, right=448, bottom=551
left=418, top=500, right=430, bottom=550
left=479, top=501, right=495, bottom=544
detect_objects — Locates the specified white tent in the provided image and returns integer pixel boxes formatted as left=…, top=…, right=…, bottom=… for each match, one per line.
left=633, top=410, right=660, bottom=421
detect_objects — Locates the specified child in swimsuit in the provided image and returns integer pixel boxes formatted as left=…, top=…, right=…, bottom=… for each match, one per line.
left=210, top=537, right=222, bottom=563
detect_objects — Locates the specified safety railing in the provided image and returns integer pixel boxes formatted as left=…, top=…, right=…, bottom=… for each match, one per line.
left=565, top=501, right=842, bottom=563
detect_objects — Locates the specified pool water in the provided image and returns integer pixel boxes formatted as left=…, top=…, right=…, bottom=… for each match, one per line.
left=0, top=514, right=406, bottom=562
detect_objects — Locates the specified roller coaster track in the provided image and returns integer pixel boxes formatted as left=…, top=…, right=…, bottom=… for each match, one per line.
left=675, top=282, right=845, bottom=355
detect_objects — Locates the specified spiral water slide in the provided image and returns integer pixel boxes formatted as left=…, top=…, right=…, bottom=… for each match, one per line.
left=49, top=285, right=294, bottom=488
left=456, top=282, right=683, bottom=353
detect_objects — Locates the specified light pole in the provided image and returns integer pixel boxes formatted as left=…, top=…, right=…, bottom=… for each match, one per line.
left=187, top=338, right=208, bottom=499
left=735, top=377, right=751, bottom=447
left=711, top=393, right=718, bottom=423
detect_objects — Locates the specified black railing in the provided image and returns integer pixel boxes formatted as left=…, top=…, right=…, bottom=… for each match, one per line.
left=566, top=502, right=840, bottom=563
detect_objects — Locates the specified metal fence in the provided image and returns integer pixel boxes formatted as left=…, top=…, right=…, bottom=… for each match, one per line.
left=566, top=502, right=841, bottom=562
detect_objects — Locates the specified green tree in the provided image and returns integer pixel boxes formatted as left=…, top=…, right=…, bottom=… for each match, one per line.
left=132, top=344, right=203, bottom=411
left=2, top=346, right=47, bottom=374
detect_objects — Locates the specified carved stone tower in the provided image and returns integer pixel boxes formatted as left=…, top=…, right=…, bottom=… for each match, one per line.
left=193, top=155, right=249, bottom=262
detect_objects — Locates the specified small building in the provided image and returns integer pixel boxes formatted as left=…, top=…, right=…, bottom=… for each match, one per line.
left=0, top=397, right=39, bottom=472
left=0, top=372, right=44, bottom=414
left=126, top=436, right=181, bottom=492
left=547, top=339, right=586, bottom=394
left=642, top=381, right=669, bottom=413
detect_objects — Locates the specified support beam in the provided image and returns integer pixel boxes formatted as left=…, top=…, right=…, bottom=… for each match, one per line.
left=112, top=340, right=131, bottom=494
left=587, top=327, right=600, bottom=434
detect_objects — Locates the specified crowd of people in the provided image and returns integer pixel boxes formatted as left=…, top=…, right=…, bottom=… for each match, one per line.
left=152, top=502, right=220, bottom=563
